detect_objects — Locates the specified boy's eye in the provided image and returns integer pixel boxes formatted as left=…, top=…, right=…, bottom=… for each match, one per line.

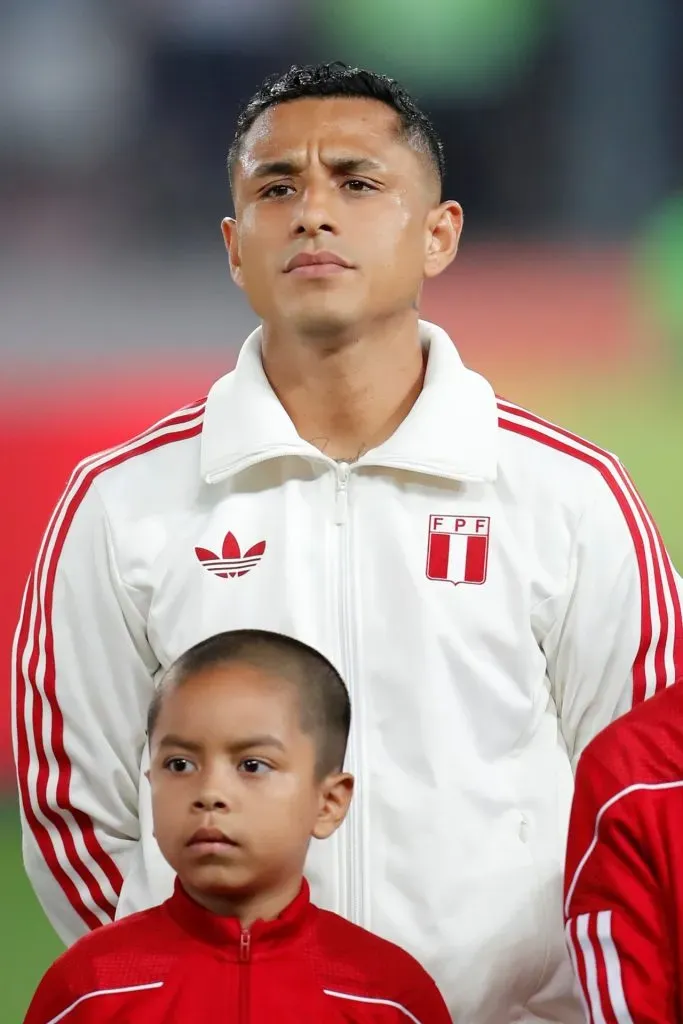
left=239, top=759, right=272, bottom=775
left=164, top=757, right=196, bottom=774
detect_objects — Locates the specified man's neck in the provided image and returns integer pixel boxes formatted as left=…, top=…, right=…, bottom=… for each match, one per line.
left=261, top=313, right=427, bottom=461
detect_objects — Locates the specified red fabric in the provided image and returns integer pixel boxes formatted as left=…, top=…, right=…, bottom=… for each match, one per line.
left=24, top=880, right=451, bottom=1023
left=564, top=680, right=683, bottom=1022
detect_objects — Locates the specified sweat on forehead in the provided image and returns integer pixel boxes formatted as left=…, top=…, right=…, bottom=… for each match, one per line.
left=147, top=630, right=351, bottom=776
left=233, top=99, right=440, bottom=197
left=227, top=63, right=445, bottom=189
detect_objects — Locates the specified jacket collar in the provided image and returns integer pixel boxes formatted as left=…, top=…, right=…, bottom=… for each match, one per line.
left=166, top=877, right=313, bottom=956
left=200, top=320, right=498, bottom=485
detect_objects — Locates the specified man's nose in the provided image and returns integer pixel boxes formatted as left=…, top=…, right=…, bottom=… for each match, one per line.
left=291, top=184, right=338, bottom=238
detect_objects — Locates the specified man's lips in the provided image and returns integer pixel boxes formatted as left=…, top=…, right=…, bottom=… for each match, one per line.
left=187, top=827, right=237, bottom=848
left=285, top=251, right=353, bottom=274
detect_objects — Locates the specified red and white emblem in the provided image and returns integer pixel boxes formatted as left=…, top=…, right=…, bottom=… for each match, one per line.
left=195, top=531, right=266, bottom=579
left=426, top=515, right=490, bottom=586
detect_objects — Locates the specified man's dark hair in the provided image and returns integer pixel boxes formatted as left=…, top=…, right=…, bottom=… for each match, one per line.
left=148, top=629, right=351, bottom=778
left=228, top=62, right=445, bottom=196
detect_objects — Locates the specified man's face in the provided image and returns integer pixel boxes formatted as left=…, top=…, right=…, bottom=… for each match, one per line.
left=148, top=662, right=349, bottom=907
left=223, top=97, right=461, bottom=338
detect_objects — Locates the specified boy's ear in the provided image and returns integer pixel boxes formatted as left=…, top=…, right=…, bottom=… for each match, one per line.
left=311, top=773, right=354, bottom=841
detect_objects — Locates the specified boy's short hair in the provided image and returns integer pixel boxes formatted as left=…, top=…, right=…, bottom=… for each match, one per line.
left=148, top=629, right=351, bottom=777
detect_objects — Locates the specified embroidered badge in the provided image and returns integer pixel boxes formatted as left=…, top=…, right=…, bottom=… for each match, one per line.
left=426, top=515, right=490, bottom=586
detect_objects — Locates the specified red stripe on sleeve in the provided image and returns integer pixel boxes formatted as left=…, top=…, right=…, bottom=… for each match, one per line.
left=498, top=400, right=683, bottom=697
left=590, top=913, right=619, bottom=1024
left=565, top=918, right=593, bottom=1023
left=14, top=577, right=105, bottom=930
left=14, top=404, right=205, bottom=929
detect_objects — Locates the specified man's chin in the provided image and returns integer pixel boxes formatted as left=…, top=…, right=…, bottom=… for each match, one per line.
left=292, top=310, right=361, bottom=344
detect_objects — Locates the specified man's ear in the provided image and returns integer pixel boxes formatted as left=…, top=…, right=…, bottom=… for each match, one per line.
left=311, top=773, right=354, bottom=840
left=424, top=200, right=463, bottom=280
left=221, top=217, right=244, bottom=289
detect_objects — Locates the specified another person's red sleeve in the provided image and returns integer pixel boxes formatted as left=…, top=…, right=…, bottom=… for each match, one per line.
left=394, top=952, right=453, bottom=1023
left=564, top=745, right=676, bottom=1023
left=23, top=958, right=79, bottom=1024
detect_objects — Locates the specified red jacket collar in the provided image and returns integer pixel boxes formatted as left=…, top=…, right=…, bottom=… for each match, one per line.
left=165, top=877, right=314, bottom=956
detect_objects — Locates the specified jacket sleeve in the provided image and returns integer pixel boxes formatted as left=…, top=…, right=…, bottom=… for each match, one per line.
left=12, top=473, right=159, bottom=945
left=23, top=958, right=78, bottom=1024
left=396, top=955, right=453, bottom=1024
left=564, top=745, right=675, bottom=1023
left=544, top=463, right=683, bottom=768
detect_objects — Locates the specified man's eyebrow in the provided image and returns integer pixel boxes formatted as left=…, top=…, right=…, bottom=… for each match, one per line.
left=250, top=156, right=385, bottom=179
left=252, top=159, right=301, bottom=179
left=326, top=156, right=385, bottom=175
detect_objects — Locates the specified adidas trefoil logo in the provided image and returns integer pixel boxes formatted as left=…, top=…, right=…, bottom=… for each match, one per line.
left=195, top=531, right=266, bottom=579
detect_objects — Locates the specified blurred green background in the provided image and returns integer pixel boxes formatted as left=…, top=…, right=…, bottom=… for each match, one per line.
left=0, top=806, right=64, bottom=1021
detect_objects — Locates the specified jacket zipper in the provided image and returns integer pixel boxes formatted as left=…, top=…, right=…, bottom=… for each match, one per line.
left=335, top=462, right=350, bottom=525
left=239, top=929, right=251, bottom=1022
left=334, top=463, right=363, bottom=927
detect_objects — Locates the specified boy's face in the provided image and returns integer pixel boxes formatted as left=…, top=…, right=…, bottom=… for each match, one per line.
left=148, top=661, right=352, bottom=913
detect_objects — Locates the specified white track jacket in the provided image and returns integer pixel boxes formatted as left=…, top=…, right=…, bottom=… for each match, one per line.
left=12, top=322, right=683, bottom=1023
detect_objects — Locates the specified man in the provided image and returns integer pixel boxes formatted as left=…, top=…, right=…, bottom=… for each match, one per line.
left=12, top=63, right=683, bottom=1023
left=564, top=679, right=683, bottom=1023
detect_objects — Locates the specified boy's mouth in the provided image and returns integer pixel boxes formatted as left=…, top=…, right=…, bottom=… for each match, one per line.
left=187, top=826, right=238, bottom=850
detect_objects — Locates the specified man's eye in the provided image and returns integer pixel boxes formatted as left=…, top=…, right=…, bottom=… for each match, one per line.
left=343, top=179, right=374, bottom=192
left=165, top=757, right=195, bottom=774
left=239, top=759, right=271, bottom=775
left=262, top=184, right=294, bottom=199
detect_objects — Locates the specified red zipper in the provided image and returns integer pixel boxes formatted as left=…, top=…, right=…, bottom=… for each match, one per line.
left=239, top=929, right=251, bottom=1023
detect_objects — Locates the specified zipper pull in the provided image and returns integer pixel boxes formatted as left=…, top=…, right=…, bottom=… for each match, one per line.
left=239, top=929, right=251, bottom=962
left=335, top=462, right=350, bottom=525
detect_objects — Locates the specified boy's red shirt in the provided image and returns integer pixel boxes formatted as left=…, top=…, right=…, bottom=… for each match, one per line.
left=24, top=879, right=451, bottom=1022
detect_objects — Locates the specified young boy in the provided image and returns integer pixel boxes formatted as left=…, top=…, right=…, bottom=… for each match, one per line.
left=24, top=629, right=451, bottom=1023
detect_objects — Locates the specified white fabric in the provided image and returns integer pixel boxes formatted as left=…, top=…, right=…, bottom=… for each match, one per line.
left=13, top=321, right=682, bottom=1024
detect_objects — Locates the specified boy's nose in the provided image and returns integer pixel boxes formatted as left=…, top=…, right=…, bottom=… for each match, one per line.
left=192, top=792, right=229, bottom=811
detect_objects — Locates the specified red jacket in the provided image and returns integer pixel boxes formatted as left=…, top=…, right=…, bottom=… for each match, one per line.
left=564, top=680, right=683, bottom=1023
left=24, top=879, right=451, bottom=1023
